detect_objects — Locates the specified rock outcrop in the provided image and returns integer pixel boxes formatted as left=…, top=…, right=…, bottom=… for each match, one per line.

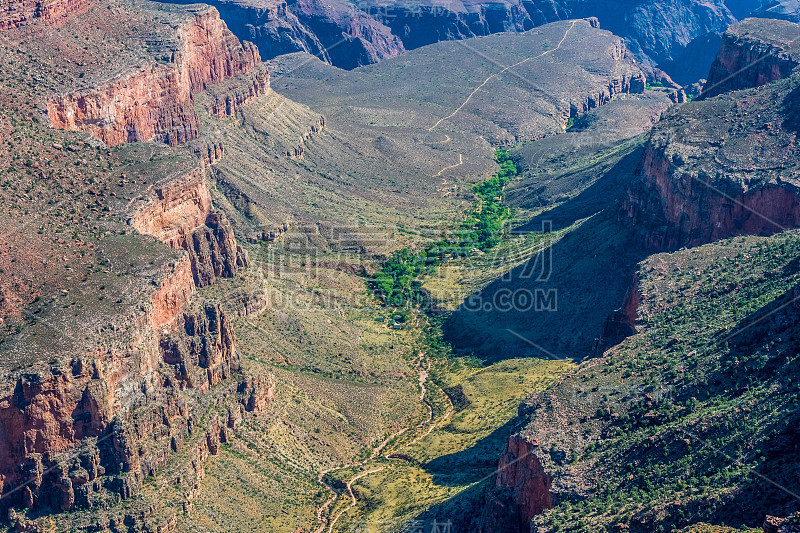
left=0, top=264, right=240, bottom=515
left=564, top=37, right=647, bottom=125
left=622, top=20, right=800, bottom=250
left=0, top=0, right=88, bottom=31
left=238, top=373, right=275, bottom=413
left=159, top=0, right=741, bottom=82
left=206, top=64, right=271, bottom=117
left=47, top=6, right=269, bottom=146
left=764, top=512, right=800, bottom=532
left=130, top=161, right=249, bottom=287
left=481, top=436, right=553, bottom=533
left=702, top=18, right=800, bottom=98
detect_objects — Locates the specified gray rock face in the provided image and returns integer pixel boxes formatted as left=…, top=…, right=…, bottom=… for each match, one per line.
left=157, top=0, right=761, bottom=83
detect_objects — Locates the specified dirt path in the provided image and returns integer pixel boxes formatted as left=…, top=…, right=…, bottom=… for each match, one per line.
left=326, top=467, right=387, bottom=533
left=428, top=20, right=577, bottom=132
left=434, top=153, right=463, bottom=177
left=314, top=348, right=451, bottom=532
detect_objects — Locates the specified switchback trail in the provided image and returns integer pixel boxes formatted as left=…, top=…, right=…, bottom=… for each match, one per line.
left=428, top=20, right=577, bottom=132
left=314, top=348, right=453, bottom=532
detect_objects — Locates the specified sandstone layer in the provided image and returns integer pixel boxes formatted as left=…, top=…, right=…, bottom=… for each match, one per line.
left=623, top=71, right=800, bottom=249
left=0, top=0, right=88, bottom=31
left=702, top=17, right=800, bottom=98
left=480, top=436, right=553, bottom=533
left=47, top=6, right=269, bottom=146
left=129, top=162, right=249, bottom=288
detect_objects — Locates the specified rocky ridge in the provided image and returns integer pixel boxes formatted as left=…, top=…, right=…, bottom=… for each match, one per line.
left=159, top=0, right=746, bottom=82
left=625, top=19, right=800, bottom=249
left=0, top=0, right=88, bottom=31
left=47, top=6, right=269, bottom=146
left=0, top=1, right=279, bottom=529
left=702, top=17, right=800, bottom=98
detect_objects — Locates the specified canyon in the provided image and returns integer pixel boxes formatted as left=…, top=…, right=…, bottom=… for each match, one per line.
left=1, top=0, right=800, bottom=530
left=477, top=15, right=800, bottom=533
left=155, top=0, right=764, bottom=84
left=47, top=5, right=270, bottom=146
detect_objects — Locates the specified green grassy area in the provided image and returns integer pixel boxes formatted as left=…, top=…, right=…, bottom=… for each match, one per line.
left=371, top=149, right=518, bottom=307
left=331, top=326, right=573, bottom=530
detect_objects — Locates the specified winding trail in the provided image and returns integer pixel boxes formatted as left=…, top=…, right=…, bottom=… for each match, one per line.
left=326, top=467, right=387, bottom=533
left=434, top=153, right=463, bottom=178
left=313, top=348, right=453, bottom=532
left=428, top=20, right=577, bottom=132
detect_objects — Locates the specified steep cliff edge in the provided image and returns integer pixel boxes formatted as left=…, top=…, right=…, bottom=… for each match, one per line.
left=129, top=161, right=248, bottom=288
left=0, top=0, right=88, bottom=31
left=0, top=152, right=257, bottom=527
left=702, top=18, right=800, bottom=98
left=481, top=436, right=553, bottom=533
left=47, top=6, right=269, bottom=146
left=160, top=0, right=737, bottom=82
left=623, top=70, right=800, bottom=249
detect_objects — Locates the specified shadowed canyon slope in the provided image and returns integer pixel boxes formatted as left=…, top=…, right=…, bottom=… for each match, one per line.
left=156, top=0, right=767, bottom=83
left=472, top=17, right=800, bottom=533
left=0, top=4, right=656, bottom=531
left=3, top=0, right=800, bottom=529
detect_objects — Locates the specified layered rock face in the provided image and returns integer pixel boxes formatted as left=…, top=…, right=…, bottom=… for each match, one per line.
left=618, top=19, right=800, bottom=249
left=0, top=260, right=240, bottom=515
left=159, top=0, right=405, bottom=69
left=0, top=155, right=254, bottom=520
left=130, top=162, right=249, bottom=288
left=47, top=6, right=269, bottom=146
left=159, top=0, right=740, bottom=82
left=702, top=18, right=800, bottom=98
left=481, top=436, right=553, bottom=533
left=0, top=0, right=88, bottom=31
left=623, top=68, right=800, bottom=249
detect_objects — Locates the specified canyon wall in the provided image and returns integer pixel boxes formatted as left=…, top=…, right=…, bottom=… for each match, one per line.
left=621, top=18, right=800, bottom=250
left=0, top=0, right=88, bottom=31
left=47, top=6, right=269, bottom=146
left=0, top=259, right=240, bottom=516
left=129, top=162, right=249, bottom=287
left=0, top=154, right=256, bottom=524
left=623, top=134, right=800, bottom=249
left=480, top=436, right=553, bottom=533
left=158, top=0, right=740, bottom=82
left=702, top=18, right=800, bottom=98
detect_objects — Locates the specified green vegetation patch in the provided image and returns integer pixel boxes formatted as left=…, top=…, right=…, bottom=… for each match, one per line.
left=371, top=149, right=517, bottom=307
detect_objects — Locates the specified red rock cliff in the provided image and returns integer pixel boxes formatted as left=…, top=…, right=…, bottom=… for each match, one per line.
left=623, top=124, right=800, bottom=250
left=0, top=0, right=88, bottom=31
left=0, top=257, right=240, bottom=515
left=702, top=18, right=800, bottom=99
left=47, top=6, right=269, bottom=146
left=130, top=161, right=248, bottom=287
left=481, top=436, right=553, bottom=533
left=623, top=38, right=800, bottom=251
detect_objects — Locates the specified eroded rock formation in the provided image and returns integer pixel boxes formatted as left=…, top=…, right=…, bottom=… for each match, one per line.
left=702, top=18, right=800, bottom=98
left=130, top=161, right=249, bottom=287
left=47, top=6, right=269, bottom=146
left=0, top=0, right=88, bottom=31
left=481, top=436, right=553, bottom=533
left=0, top=264, right=239, bottom=516
left=622, top=19, right=800, bottom=250
left=159, top=0, right=742, bottom=82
